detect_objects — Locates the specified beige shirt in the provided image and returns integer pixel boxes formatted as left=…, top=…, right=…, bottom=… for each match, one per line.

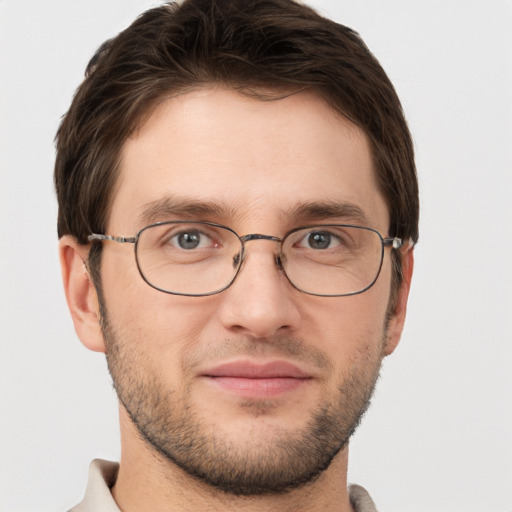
left=69, top=459, right=378, bottom=512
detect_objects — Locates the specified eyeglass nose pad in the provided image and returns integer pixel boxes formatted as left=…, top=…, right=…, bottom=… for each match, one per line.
left=232, top=247, right=284, bottom=271
left=275, top=253, right=285, bottom=270
left=232, top=248, right=245, bottom=269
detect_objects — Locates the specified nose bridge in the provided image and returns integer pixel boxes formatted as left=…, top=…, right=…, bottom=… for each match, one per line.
left=220, top=232, right=299, bottom=338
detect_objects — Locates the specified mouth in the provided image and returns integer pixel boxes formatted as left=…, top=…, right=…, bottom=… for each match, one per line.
left=201, top=360, right=313, bottom=398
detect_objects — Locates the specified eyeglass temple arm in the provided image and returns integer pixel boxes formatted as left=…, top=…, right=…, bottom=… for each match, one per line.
left=88, top=234, right=136, bottom=244
left=383, top=237, right=416, bottom=250
left=383, top=237, right=403, bottom=250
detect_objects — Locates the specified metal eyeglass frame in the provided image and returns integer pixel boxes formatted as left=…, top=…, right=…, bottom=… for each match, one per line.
left=88, top=221, right=404, bottom=297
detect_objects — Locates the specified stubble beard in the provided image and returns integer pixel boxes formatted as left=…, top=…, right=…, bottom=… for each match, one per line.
left=99, top=297, right=384, bottom=496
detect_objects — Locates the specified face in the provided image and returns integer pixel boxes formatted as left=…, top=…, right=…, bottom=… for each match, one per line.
left=90, top=88, right=406, bottom=494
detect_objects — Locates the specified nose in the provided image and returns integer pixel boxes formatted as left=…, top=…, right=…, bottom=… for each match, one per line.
left=217, top=240, right=301, bottom=339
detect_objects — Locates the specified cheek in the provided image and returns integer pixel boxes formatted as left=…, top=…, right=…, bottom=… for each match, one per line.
left=302, top=278, right=391, bottom=363
left=102, top=259, right=220, bottom=373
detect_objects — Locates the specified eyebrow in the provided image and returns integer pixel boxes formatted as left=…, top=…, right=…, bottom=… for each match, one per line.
left=138, top=196, right=232, bottom=226
left=284, top=200, right=371, bottom=226
left=138, top=196, right=371, bottom=228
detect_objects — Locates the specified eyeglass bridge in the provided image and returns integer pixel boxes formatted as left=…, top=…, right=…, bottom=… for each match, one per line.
left=232, top=233, right=285, bottom=269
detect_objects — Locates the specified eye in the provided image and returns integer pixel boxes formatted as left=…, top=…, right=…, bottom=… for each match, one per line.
left=298, top=230, right=342, bottom=250
left=169, top=229, right=214, bottom=250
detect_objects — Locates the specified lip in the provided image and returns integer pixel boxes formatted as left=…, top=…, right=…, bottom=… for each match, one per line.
left=204, top=360, right=311, bottom=379
left=201, top=360, right=312, bottom=398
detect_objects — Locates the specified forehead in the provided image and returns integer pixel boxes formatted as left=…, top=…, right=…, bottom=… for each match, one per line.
left=111, top=87, right=388, bottom=232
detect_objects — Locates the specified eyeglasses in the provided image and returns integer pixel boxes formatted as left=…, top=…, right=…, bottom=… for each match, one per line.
left=88, top=221, right=403, bottom=297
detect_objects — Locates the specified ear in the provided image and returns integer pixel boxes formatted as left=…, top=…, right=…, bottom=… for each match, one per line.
left=383, top=247, right=414, bottom=356
left=59, top=236, right=106, bottom=353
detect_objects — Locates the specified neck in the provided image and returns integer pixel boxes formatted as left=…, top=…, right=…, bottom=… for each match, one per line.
left=112, top=406, right=355, bottom=512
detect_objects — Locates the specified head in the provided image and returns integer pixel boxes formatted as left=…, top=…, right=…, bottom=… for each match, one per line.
left=56, top=0, right=418, bottom=497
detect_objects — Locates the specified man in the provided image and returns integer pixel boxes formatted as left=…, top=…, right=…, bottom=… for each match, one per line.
left=55, top=0, right=418, bottom=510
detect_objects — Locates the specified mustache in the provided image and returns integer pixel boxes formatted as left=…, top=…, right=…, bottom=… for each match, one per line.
left=184, top=335, right=333, bottom=372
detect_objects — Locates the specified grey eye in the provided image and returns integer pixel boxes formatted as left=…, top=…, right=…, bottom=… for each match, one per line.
left=307, top=231, right=332, bottom=249
left=175, top=230, right=202, bottom=249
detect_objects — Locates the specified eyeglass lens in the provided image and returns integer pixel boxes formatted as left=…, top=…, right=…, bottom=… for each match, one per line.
left=135, top=222, right=385, bottom=296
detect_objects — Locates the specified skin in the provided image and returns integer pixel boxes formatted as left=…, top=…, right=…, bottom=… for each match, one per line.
left=60, top=88, right=413, bottom=512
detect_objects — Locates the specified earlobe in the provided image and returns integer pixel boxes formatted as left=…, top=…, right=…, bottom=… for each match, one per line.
left=59, top=236, right=106, bottom=353
left=384, top=247, right=414, bottom=356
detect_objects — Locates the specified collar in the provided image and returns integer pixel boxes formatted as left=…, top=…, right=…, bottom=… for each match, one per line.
left=70, top=459, right=378, bottom=512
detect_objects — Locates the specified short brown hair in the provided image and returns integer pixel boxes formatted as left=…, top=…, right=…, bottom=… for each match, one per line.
left=55, top=0, right=419, bottom=296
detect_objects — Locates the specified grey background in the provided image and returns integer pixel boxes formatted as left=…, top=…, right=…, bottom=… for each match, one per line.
left=1, top=1, right=511, bottom=510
